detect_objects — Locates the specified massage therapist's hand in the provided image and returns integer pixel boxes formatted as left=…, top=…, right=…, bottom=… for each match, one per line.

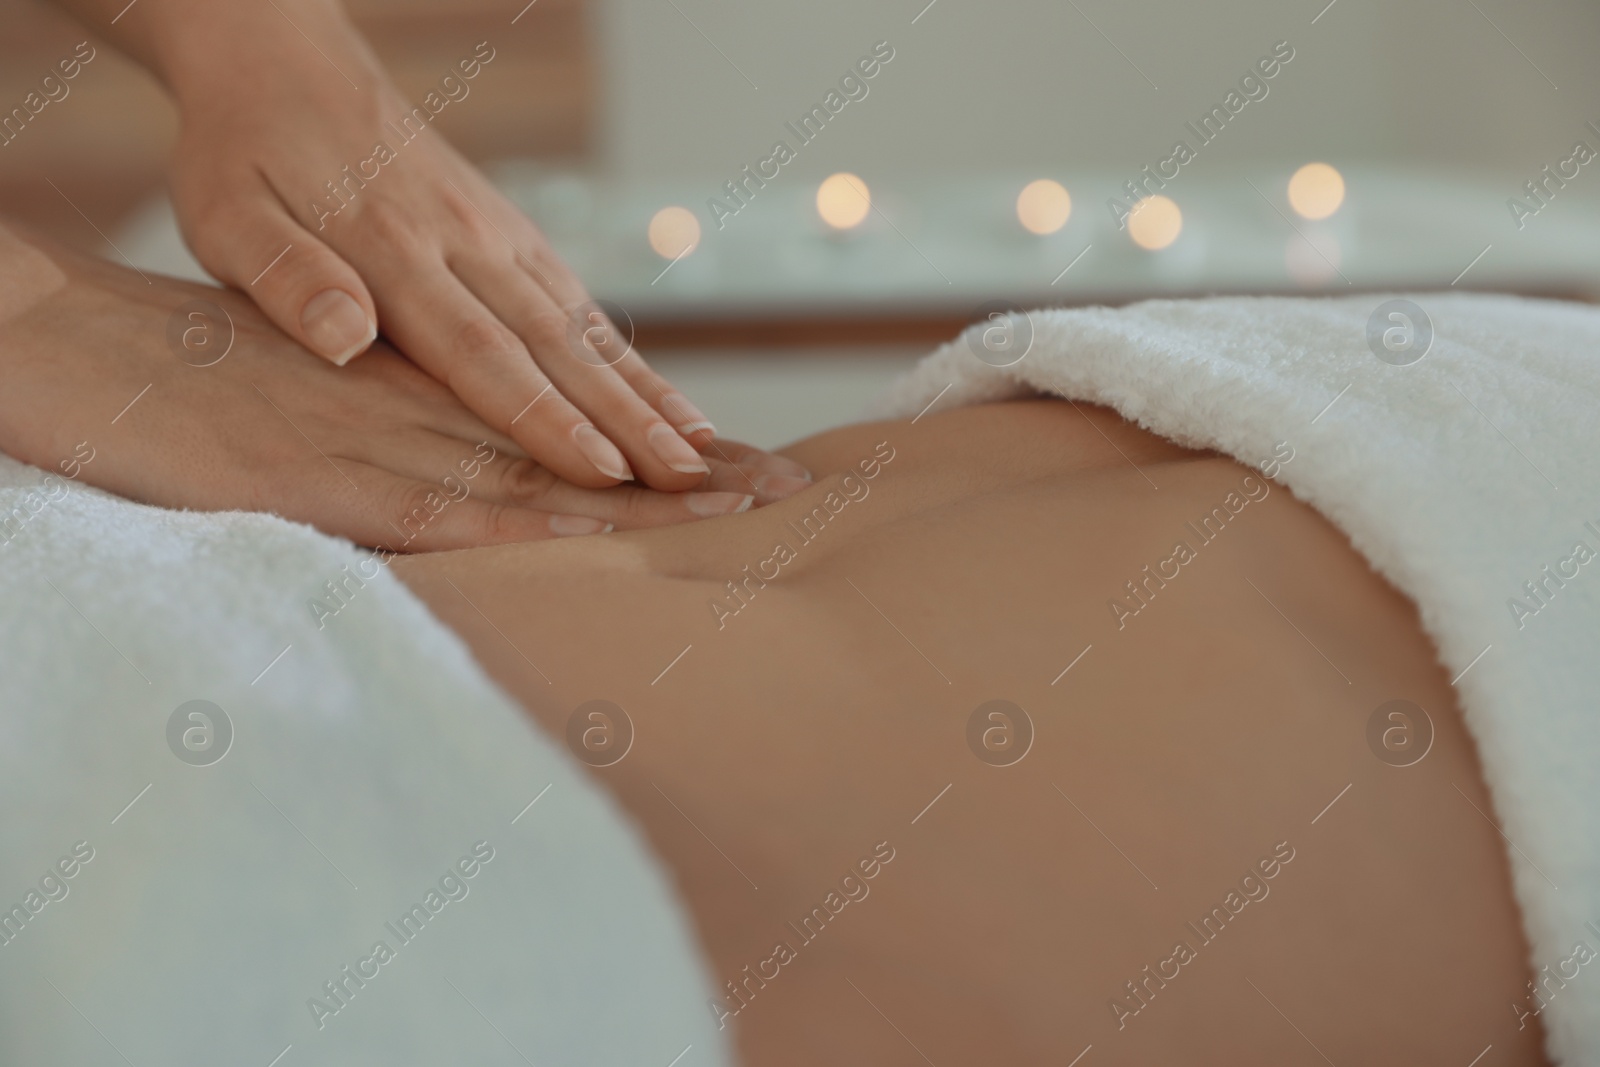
left=0, top=225, right=804, bottom=548
left=47, top=0, right=734, bottom=494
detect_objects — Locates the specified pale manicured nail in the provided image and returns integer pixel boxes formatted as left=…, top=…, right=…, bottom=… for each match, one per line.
left=300, top=289, right=375, bottom=366
left=648, top=422, right=710, bottom=475
left=549, top=514, right=612, bottom=537
left=763, top=455, right=812, bottom=480
left=756, top=473, right=811, bottom=500
left=573, top=424, right=633, bottom=481
left=685, top=492, right=754, bottom=517
left=663, top=392, right=715, bottom=436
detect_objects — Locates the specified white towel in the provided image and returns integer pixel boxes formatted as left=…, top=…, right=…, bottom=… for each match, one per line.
left=876, top=292, right=1600, bottom=1064
left=0, top=463, right=730, bottom=1067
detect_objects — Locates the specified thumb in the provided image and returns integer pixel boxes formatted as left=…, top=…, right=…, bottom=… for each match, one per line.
left=181, top=185, right=378, bottom=366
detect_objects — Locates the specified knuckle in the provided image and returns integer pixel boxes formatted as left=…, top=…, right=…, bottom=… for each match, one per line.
left=526, top=309, right=571, bottom=351
left=439, top=186, right=481, bottom=230
left=452, top=316, right=523, bottom=361
left=440, top=189, right=507, bottom=250
left=615, top=487, right=665, bottom=527
left=501, top=458, right=558, bottom=500
left=383, top=480, right=445, bottom=542
left=467, top=212, right=509, bottom=251
left=479, top=502, right=535, bottom=542
left=518, top=244, right=562, bottom=282
left=355, top=204, right=427, bottom=260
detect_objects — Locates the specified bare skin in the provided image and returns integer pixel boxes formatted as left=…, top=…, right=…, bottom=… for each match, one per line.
left=395, top=398, right=1547, bottom=1066
left=46, top=0, right=716, bottom=490
left=0, top=227, right=807, bottom=547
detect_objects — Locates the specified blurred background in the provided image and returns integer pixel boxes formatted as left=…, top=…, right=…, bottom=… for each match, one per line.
left=3, top=0, right=1599, bottom=443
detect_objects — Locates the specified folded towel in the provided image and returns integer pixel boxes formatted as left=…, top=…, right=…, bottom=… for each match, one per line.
left=877, top=293, right=1600, bottom=1065
left=0, top=462, right=729, bottom=1067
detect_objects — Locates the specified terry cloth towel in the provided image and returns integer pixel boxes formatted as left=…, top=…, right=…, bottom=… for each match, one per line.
left=0, top=462, right=730, bottom=1067
left=876, top=293, right=1600, bottom=1065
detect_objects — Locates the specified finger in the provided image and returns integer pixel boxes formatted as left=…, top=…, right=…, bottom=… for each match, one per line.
left=367, top=263, right=631, bottom=489
left=334, top=347, right=528, bottom=460
left=317, top=459, right=614, bottom=550
left=340, top=425, right=516, bottom=495
left=353, top=429, right=755, bottom=523
left=700, top=458, right=806, bottom=505
left=698, top=438, right=813, bottom=503
left=609, top=353, right=719, bottom=445
left=353, top=430, right=568, bottom=511
left=452, top=257, right=713, bottom=492
left=389, top=418, right=806, bottom=505
left=435, top=180, right=709, bottom=467
left=700, top=437, right=812, bottom=480
left=518, top=480, right=755, bottom=530
left=433, top=179, right=719, bottom=455
left=177, top=179, right=378, bottom=367
left=439, top=192, right=706, bottom=449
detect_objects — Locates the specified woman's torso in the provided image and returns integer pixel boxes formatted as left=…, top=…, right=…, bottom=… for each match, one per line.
left=397, top=399, right=1542, bottom=1065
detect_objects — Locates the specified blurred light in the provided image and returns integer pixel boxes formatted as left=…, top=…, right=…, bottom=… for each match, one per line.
left=1285, top=230, right=1342, bottom=285
left=1128, top=195, right=1182, bottom=250
left=1016, top=179, right=1072, bottom=235
left=1288, top=162, right=1345, bottom=220
left=648, top=206, right=701, bottom=259
left=817, top=173, right=871, bottom=230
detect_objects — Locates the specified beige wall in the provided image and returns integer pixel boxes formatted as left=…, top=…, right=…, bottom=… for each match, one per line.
left=598, top=0, right=1600, bottom=184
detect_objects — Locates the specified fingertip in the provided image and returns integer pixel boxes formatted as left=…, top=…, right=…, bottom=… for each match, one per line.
left=301, top=288, right=377, bottom=366
left=660, top=391, right=717, bottom=438
left=549, top=514, right=613, bottom=537
left=685, top=491, right=754, bottom=518
left=681, top=424, right=718, bottom=449
left=572, top=423, right=635, bottom=482
left=754, top=473, right=812, bottom=503
left=763, top=454, right=813, bottom=481
left=647, top=423, right=711, bottom=476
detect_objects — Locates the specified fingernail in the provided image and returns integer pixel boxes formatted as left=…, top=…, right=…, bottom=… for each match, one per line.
left=756, top=473, right=812, bottom=500
left=685, top=492, right=754, bottom=517
left=764, top=455, right=812, bottom=480
left=648, top=423, right=710, bottom=475
left=300, top=289, right=375, bottom=366
left=573, top=424, right=634, bottom=481
left=549, top=514, right=613, bottom=537
left=663, top=392, right=715, bottom=436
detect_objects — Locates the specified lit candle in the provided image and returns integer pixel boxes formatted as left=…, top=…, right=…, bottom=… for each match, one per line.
left=648, top=205, right=701, bottom=259
left=1287, top=163, right=1344, bottom=220
left=1128, top=195, right=1182, bottom=250
left=817, top=173, right=871, bottom=230
left=1016, top=179, right=1071, bottom=235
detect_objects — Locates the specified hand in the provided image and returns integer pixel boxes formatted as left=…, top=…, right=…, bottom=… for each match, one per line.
left=156, top=8, right=722, bottom=494
left=0, top=225, right=813, bottom=549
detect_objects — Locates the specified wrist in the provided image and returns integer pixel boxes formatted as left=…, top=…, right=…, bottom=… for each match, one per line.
left=151, top=0, right=382, bottom=107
